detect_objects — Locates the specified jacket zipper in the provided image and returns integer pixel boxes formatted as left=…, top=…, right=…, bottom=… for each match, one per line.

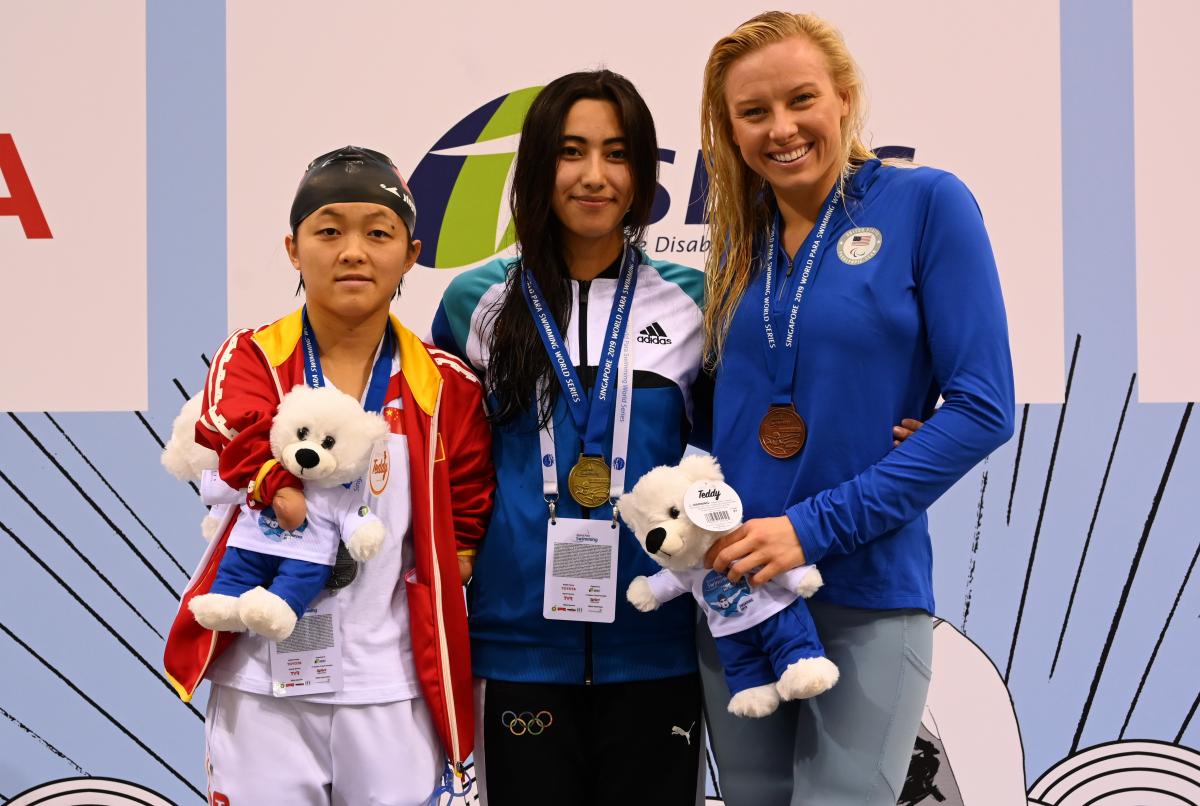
left=577, top=279, right=594, bottom=687
left=427, top=383, right=462, bottom=762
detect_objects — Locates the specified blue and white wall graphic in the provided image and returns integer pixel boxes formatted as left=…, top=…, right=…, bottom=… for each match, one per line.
left=0, top=1, right=1197, bottom=804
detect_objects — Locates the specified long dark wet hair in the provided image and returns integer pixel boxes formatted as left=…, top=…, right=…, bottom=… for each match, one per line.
left=485, top=69, right=659, bottom=427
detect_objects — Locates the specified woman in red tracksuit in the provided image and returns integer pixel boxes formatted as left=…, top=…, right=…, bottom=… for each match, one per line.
left=163, top=146, right=494, bottom=805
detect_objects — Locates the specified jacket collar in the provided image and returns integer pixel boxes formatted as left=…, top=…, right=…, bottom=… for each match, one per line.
left=252, top=307, right=439, bottom=416
left=390, top=313, right=439, bottom=416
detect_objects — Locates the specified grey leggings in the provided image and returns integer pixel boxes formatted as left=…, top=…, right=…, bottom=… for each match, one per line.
left=700, top=600, right=933, bottom=806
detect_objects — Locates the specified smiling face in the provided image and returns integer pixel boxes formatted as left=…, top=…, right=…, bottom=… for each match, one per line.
left=724, top=35, right=849, bottom=212
left=284, top=202, right=421, bottom=323
left=550, top=98, right=634, bottom=259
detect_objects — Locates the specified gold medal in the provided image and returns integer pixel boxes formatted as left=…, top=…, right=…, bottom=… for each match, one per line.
left=567, top=454, right=611, bottom=508
left=758, top=405, right=808, bottom=458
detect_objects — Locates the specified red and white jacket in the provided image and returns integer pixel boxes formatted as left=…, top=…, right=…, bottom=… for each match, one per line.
left=163, top=308, right=494, bottom=766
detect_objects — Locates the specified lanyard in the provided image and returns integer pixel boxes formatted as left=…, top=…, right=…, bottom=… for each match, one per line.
left=761, top=186, right=841, bottom=406
left=538, top=330, right=634, bottom=519
left=521, top=246, right=639, bottom=456
left=300, top=306, right=394, bottom=413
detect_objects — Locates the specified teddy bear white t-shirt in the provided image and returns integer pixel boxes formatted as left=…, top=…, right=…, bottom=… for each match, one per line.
left=225, top=480, right=374, bottom=566
left=644, top=564, right=819, bottom=637
left=207, top=368, right=420, bottom=705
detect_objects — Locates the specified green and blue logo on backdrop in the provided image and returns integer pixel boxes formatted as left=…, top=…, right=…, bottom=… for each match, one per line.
left=409, top=87, right=542, bottom=269
left=410, top=87, right=913, bottom=270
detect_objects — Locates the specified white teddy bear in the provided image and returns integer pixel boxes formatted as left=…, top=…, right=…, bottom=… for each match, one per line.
left=620, top=454, right=839, bottom=718
left=187, top=385, right=389, bottom=642
left=160, top=393, right=242, bottom=542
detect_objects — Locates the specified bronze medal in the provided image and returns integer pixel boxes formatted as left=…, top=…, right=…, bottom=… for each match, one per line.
left=758, top=405, right=808, bottom=459
left=567, top=454, right=611, bottom=508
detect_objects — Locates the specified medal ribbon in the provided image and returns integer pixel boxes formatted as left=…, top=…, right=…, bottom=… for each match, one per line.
left=538, top=331, right=634, bottom=506
left=300, top=306, right=394, bottom=413
left=521, top=246, right=639, bottom=456
left=761, top=185, right=842, bottom=406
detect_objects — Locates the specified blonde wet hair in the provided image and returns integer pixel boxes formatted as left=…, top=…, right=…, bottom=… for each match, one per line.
left=700, top=11, right=873, bottom=367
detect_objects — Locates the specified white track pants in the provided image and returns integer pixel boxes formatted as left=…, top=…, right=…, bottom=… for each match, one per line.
left=205, top=684, right=442, bottom=805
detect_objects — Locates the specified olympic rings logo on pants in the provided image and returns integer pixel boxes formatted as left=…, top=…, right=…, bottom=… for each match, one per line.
left=501, top=710, right=553, bottom=736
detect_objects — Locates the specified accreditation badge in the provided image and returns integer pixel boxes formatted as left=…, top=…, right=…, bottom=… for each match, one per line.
left=269, top=594, right=343, bottom=697
left=543, top=517, right=619, bottom=623
left=837, top=227, right=883, bottom=265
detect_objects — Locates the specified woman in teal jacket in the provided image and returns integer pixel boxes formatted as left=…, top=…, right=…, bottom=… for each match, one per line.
left=432, top=69, right=707, bottom=805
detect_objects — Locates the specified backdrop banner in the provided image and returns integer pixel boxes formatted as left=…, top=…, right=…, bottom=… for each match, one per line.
left=1, top=2, right=1198, bottom=804
left=0, top=1, right=147, bottom=411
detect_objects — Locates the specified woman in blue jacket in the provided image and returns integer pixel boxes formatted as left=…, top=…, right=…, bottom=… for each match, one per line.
left=433, top=70, right=707, bottom=805
left=698, top=12, right=1016, bottom=806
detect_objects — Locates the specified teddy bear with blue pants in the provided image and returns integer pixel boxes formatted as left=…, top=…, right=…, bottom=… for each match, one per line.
left=187, top=385, right=389, bottom=642
left=620, top=454, right=839, bottom=717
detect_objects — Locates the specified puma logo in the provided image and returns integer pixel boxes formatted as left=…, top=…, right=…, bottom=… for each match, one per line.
left=671, top=721, right=696, bottom=745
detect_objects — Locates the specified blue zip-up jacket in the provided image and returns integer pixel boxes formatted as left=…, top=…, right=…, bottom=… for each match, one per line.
left=433, top=253, right=705, bottom=684
left=713, top=160, right=1015, bottom=614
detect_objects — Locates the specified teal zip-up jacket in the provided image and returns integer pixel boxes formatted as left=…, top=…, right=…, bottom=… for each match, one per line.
left=433, top=253, right=707, bottom=684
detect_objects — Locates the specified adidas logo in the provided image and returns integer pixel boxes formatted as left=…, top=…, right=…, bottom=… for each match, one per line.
left=637, top=322, right=672, bottom=345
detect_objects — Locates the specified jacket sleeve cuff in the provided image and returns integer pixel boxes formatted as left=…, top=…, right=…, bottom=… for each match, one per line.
left=786, top=503, right=830, bottom=566
left=246, top=460, right=302, bottom=509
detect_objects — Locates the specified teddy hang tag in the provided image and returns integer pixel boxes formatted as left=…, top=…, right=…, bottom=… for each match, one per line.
left=683, top=480, right=743, bottom=532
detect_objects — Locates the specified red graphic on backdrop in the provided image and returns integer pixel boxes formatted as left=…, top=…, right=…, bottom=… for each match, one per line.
left=0, top=134, right=52, bottom=239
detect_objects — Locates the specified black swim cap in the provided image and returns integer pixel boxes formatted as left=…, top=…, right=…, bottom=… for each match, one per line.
left=289, top=146, right=417, bottom=236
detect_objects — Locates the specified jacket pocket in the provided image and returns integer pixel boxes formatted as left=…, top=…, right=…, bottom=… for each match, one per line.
left=405, top=572, right=447, bottom=700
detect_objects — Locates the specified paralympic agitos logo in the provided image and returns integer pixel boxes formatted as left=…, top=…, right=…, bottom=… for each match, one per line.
left=410, top=88, right=915, bottom=270
left=410, top=87, right=711, bottom=270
